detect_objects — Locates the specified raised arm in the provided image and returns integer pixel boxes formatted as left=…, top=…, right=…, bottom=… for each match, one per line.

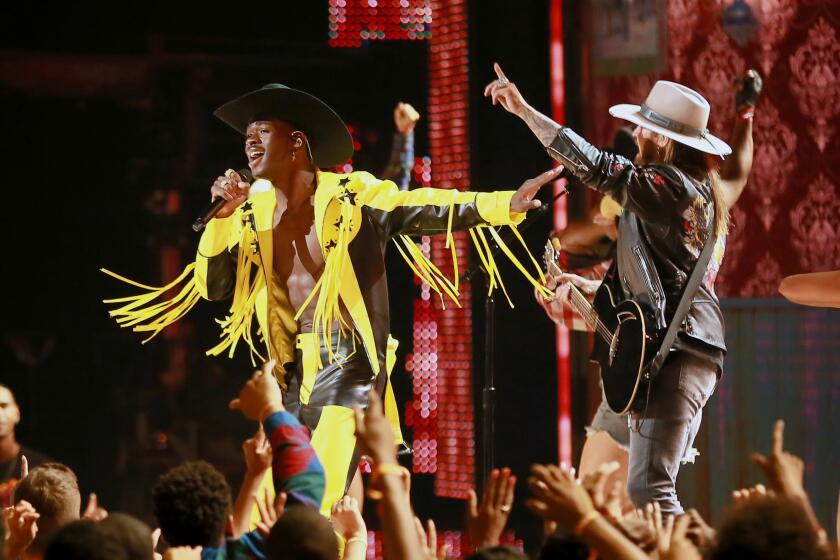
left=718, top=70, right=761, bottom=207
left=380, top=102, right=419, bottom=190
left=484, top=63, right=560, bottom=147
left=484, top=64, right=689, bottom=223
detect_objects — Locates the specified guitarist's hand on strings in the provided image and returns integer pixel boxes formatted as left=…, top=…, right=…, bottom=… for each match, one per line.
left=536, top=273, right=600, bottom=324
left=548, top=273, right=600, bottom=306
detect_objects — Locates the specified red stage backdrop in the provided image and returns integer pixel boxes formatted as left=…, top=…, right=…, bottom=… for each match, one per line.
left=583, top=0, right=840, bottom=297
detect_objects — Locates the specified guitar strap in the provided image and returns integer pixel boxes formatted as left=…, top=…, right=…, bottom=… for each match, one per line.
left=647, top=191, right=718, bottom=381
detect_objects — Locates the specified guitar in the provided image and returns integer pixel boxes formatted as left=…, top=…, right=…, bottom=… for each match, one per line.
left=543, top=240, right=659, bottom=414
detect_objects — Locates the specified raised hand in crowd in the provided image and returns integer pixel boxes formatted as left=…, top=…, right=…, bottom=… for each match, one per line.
left=229, top=359, right=284, bottom=421
left=81, top=492, right=108, bottom=521
left=466, top=467, right=516, bottom=549
left=652, top=510, right=702, bottom=560
left=731, top=483, right=769, bottom=506
left=5, top=499, right=39, bottom=559
left=394, top=102, right=420, bottom=135
left=751, top=420, right=804, bottom=498
left=751, top=419, right=823, bottom=537
left=355, top=389, right=426, bottom=560
left=527, top=464, right=593, bottom=529
left=579, top=461, right=622, bottom=520
left=255, top=487, right=286, bottom=539
left=243, top=427, right=273, bottom=475
left=684, top=508, right=716, bottom=551
left=528, top=463, right=647, bottom=560
left=152, top=527, right=162, bottom=560
left=331, top=495, right=367, bottom=559
left=163, top=546, right=202, bottom=560
left=354, top=390, right=397, bottom=469
left=232, top=427, right=273, bottom=536
left=415, top=517, right=449, bottom=560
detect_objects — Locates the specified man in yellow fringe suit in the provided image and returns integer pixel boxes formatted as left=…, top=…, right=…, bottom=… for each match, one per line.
left=103, top=84, right=559, bottom=514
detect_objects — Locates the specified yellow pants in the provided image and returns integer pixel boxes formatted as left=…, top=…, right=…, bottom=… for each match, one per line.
left=254, top=332, right=403, bottom=519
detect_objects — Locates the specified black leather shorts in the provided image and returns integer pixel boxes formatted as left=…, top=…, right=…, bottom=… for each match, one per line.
left=283, top=330, right=376, bottom=431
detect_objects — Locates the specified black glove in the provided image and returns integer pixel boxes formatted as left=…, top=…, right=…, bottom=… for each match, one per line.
left=735, top=69, right=763, bottom=110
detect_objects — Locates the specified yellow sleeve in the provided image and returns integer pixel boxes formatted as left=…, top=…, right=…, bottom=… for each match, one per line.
left=195, top=213, right=242, bottom=300
left=353, top=171, right=521, bottom=237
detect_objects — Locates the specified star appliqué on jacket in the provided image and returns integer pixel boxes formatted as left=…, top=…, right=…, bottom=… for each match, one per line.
left=338, top=190, right=358, bottom=205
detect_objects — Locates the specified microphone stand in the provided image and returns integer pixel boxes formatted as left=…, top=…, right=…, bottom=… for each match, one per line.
left=459, top=186, right=569, bottom=490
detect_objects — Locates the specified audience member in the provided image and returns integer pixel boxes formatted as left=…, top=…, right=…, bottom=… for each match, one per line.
left=96, top=513, right=154, bottom=560
left=0, top=385, right=51, bottom=500
left=152, top=359, right=326, bottom=560
left=11, top=463, right=81, bottom=559
left=43, top=519, right=126, bottom=560
left=466, top=546, right=528, bottom=560
left=711, top=496, right=828, bottom=560
left=3, top=355, right=834, bottom=560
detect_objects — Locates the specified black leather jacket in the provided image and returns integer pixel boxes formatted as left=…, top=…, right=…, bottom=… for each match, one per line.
left=546, top=127, right=726, bottom=361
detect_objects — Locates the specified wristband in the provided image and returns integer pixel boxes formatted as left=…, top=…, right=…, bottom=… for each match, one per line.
left=366, top=463, right=408, bottom=500
left=738, top=106, right=755, bottom=122
left=345, top=536, right=367, bottom=547
left=574, top=510, right=601, bottom=536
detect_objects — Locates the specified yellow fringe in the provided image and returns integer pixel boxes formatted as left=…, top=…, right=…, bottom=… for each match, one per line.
left=392, top=221, right=553, bottom=310
left=101, top=264, right=202, bottom=343
left=102, top=235, right=270, bottom=363
left=206, top=242, right=265, bottom=365
left=295, top=202, right=354, bottom=370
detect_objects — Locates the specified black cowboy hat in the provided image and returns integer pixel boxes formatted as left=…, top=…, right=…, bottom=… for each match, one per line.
left=213, top=84, right=354, bottom=168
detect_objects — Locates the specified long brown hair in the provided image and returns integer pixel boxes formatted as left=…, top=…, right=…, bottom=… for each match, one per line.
left=662, top=140, right=730, bottom=237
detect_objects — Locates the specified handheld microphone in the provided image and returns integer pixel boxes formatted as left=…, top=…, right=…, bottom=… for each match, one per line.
left=192, top=168, right=254, bottom=232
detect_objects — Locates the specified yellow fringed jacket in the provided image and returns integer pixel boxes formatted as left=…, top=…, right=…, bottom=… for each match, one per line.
left=103, top=170, right=550, bottom=379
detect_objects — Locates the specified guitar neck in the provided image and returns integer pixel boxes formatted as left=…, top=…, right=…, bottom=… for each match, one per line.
left=567, top=285, right=599, bottom=330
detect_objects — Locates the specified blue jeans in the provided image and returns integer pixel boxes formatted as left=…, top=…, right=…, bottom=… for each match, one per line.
left=626, top=352, right=718, bottom=514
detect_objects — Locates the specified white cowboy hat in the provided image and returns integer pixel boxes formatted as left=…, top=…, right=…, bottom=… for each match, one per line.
left=609, top=81, right=731, bottom=156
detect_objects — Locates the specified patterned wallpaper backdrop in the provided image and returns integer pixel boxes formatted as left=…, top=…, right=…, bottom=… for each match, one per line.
left=583, top=0, right=840, bottom=297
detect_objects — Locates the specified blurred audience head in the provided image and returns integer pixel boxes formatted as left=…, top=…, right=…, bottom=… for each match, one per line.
left=466, top=545, right=529, bottom=560
left=536, top=531, right=590, bottom=560
left=266, top=505, right=338, bottom=560
left=152, top=460, right=231, bottom=547
left=710, top=496, right=830, bottom=560
left=44, top=519, right=126, bottom=560
left=13, top=462, right=81, bottom=553
left=98, top=512, right=154, bottom=560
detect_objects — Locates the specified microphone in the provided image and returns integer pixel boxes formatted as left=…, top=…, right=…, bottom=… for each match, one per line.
left=192, top=168, right=254, bottom=232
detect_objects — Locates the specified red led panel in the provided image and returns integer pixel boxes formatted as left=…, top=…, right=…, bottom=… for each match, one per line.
left=428, top=0, right=474, bottom=499
left=328, top=0, right=432, bottom=48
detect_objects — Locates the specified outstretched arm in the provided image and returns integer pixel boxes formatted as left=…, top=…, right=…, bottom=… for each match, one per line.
left=485, top=64, right=691, bottom=224
left=357, top=167, right=562, bottom=239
